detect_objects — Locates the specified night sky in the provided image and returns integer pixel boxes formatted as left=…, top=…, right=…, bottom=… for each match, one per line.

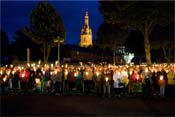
left=1, top=1, right=104, bottom=45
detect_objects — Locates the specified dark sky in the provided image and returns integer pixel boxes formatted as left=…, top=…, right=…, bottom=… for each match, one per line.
left=1, top=1, right=104, bottom=45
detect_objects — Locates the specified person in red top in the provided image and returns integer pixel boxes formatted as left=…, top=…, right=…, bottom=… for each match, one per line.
left=19, top=68, right=30, bottom=93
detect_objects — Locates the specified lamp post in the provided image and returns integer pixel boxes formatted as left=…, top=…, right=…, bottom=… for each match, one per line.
left=54, top=36, right=64, bottom=66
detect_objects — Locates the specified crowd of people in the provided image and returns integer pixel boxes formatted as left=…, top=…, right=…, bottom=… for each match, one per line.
left=0, top=62, right=175, bottom=98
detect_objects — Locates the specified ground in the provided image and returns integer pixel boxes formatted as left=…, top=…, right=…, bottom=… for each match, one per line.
left=1, top=94, right=175, bottom=116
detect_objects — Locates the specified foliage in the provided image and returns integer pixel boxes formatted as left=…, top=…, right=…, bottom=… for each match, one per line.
left=99, top=1, right=174, bottom=64
left=95, top=22, right=128, bottom=64
left=11, top=29, right=42, bottom=61
left=95, top=22, right=127, bottom=50
left=24, top=1, right=66, bottom=63
left=150, top=22, right=175, bottom=63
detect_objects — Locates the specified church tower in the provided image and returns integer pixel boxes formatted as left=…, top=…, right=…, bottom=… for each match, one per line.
left=79, top=9, right=93, bottom=47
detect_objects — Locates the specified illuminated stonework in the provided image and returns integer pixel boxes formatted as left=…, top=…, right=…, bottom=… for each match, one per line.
left=79, top=9, right=93, bottom=47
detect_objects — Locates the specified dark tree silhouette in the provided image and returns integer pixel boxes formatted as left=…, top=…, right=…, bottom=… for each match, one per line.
left=99, top=1, right=174, bottom=64
left=24, top=1, right=66, bottom=63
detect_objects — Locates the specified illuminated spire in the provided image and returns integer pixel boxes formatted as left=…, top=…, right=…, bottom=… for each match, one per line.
left=84, top=8, right=89, bottom=26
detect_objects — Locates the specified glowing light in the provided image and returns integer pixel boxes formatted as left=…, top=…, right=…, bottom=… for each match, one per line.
left=65, top=64, right=68, bottom=68
left=0, top=70, right=3, bottom=75
left=50, top=72, right=53, bottom=75
left=10, top=64, right=13, bottom=68
left=3, top=76, right=7, bottom=82
left=74, top=72, right=77, bottom=77
left=12, top=71, right=15, bottom=75
left=61, top=65, right=64, bottom=68
left=145, top=68, right=148, bottom=73
left=42, top=71, right=45, bottom=75
left=27, top=63, right=30, bottom=67
left=7, top=71, right=10, bottom=75
left=55, top=61, right=58, bottom=65
left=96, top=72, right=99, bottom=77
left=51, top=64, right=54, bottom=68
left=65, top=70, right=68, bottom=75
left=55, top=70, right=57, bottom=74
left=105, top=77, right=108, bottom=82
left=22, top=73, right=25, bottom=78
left=38, top=60, right=41, bottom=65
left=35, top=78, right=40, bottom=84
left=136, top=75, right=139, bottom=80
left=160, top=75, right=163, bottom=80
left=86, top=72, right=88, bottom=75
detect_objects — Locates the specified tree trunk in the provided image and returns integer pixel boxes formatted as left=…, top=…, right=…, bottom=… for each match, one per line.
left=46, top=44, right=51, bottom=64
left=43, top=42, right=46, bottom=64
left=167, top=47, right=172, bottom=64
left=113, top=50, right=116, bottom=65
left=144, top=22, right=152, bottom=65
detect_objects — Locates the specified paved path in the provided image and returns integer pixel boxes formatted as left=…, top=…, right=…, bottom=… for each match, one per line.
left=1, top=95, right=175, bottom=116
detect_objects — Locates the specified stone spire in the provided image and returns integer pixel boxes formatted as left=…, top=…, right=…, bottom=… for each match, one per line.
left=79, top=9, right=93, bottom=47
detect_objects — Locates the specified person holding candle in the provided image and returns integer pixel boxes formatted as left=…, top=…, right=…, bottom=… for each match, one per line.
left=166, top=69, right=175, bottom=97
left=19, top=68, right=30, bottom=94
left=113, top=69, right=123, bottom=98
left=158, top=75, right=166, bottom=97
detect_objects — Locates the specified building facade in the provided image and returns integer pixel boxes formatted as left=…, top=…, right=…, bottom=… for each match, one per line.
left=79, top=9, right=93, bottom=47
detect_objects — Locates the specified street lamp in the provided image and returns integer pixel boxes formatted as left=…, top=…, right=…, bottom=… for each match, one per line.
left=54, top=36, right=64, bottom=66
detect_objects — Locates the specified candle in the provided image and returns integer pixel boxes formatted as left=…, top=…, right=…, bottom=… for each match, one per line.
left=22, top=73, right=25, bottom=78
left=55, top=70, right=57, bottom=74
left=51, top=64, right=54, bottom=68
left=136, top=75, right=139, bottom=80
left=3, top=76, right=7, bottom=82
left=42, top=70, right=45, bottom=75
left=35, top=78, right=40, bottom=84
left=61, top=65, right=64, bottom=68
left=160, top=75, right=163, bottom=80
left=0, top=70, right=3, bottom=75
left=105, top=77, right=108, bottom=82
left=74, top=72, right=77, bottom=77
left=96, top=72, right=99, bottom=77
left=86, top=71, right=88, bottom=75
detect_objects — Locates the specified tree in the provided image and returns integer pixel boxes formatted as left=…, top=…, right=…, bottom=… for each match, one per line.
left=24, top=1, right=66, bottom=63
left=0, top=30, right=9, bottom=65
left=11, top=29, right=42, bottom=61
left=95, top=22, right=128, bottom=65
left=99, top=1, right=174, bottom=64
left=150, top=22, right=175, bottom=63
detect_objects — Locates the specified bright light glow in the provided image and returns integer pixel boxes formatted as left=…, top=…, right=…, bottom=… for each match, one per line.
left=51, top=64, right=54, bottom=68
left=160, top=75, right=163, bottom=80
left=96, top=72, right=99, bottom=77
left=55, top=70, right=57, bottom=74
left=22, top=73, right=25, bottom=78
left=105, top=77, right=108, bottom=82
left=35, top=78, right=40, bottom=84
left=0, top=71, right=3, bottom=75
left=3, top=77, right=7, bottom=82
left=124, top=53, right=134, bottom=64
left=10, top=64, right=13, bottom=68
left=136, top=75, right=139, bottom=80
left=61, top=65, right=64, bottom=68
left=86, top=72, right=88, bottom=75
left=74, top=72, right=77, bottom=77
left=65, top=70, right=68, bottom=75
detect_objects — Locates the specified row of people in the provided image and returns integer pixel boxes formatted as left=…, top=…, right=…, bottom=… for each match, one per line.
left=0, top=63, right=175, bottom=97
